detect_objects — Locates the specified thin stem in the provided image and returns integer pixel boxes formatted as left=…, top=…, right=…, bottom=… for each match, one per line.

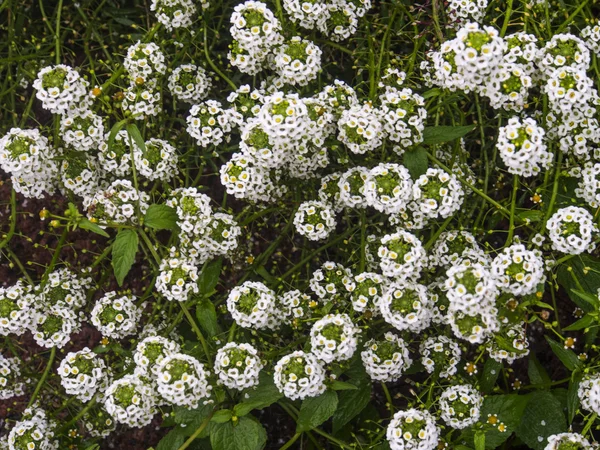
left=203, top=26, right=236, bottom=91
left=27, top=347, right=56, bottom=408
left=506, top=174, right=519, bottom=245
left=280, top=433, right=301, bottom=450
left=381, top=382, right=394, bottom=414
left=178, top=410, right=215, bottom=450
left=0, top=189, right=17, bottom=250
left=500, top=0, right=514, bottom=37
left=54, top=0, right=63, bottom=64
left=180, top=302, right=213, bottom=369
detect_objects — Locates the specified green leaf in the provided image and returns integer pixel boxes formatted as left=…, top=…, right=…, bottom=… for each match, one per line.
left=516, top=210, right=544, bottom=223
left=126, top=123, right=146, bottom=153
left=199, top=258, right=223, bottom=296
left=528, top=353, right=550, bottom=386
left=422, top=125, right=474, bottom=145
left=564, top=314, right=596, bottom=331
left=210, top=416, right=267, bottom=450
left=111, top=229, right=139, bottom=286
left=556, top=255, right=600, bottom=312
left=516, top=391, right=567, bottom=450
left=332, top=377, right=372, bottom=434
left=234, top=372, right=283, bottom=417
left=144, top=204, right=178, bottom=231
left=78, top=218, right=110, bottom=238
left=296, top=390, right=338, bottom=432
left=570, top=290, right=600, bottom=310
left=460, top=394, right=529, bottom=449
left=196, top=299, right=219, bottom=338
left=474, top=431, right=485, bottom=450
left=331, top=380, right=359, bottom=390
left=211, top=410, right=233, bottom=423
left=545, top=336, right=582, bottom=371
left=403, top=146, right=428, bottom=179
left=156, top=428, right=185, bottom=450
left=479, top=358, right=503, bottom=394
left=107, top=119, right=129, bottom=152
left=567, top=373, right=582, bottom=423
left=422, top=88, right=442, bottom=99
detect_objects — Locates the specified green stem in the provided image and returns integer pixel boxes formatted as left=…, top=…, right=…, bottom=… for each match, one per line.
left=57, top=397, right=97, bottom=433
left=280, top=433, right=301, bottom=450
left=0, top=189, right=17, bottom=250
left=27, top=347, right=56, bottom=408
left=204, top=26, right=236, bottom=91
left=54, top=0, right=63, bottom=64
left=178, top=410, right=215, bottom=450
left=138, top=228, right=162, bottom=267
left=541, top=149, right=563, bottom=234
left=42, top=227, right=69, bottom=284
left=180, top=302, right=213, bottom=369
left=381, top=382, right=394, bottom=414
left=506, top=174, right=519, bottom=245
left=500, top=0, right=514, bottom=37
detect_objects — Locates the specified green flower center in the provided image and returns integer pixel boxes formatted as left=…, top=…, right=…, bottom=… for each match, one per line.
left=42, top=67, right=67, bottom=90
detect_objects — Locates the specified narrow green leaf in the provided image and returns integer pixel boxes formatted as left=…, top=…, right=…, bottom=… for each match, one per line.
left=199, top=258, right=223, bottom=296
left=528, top=353, right=551, bottom=386
left=570, top=290, right=600, bottom=310
left=211, top=410, right=233, bottom=423
left=545, top=336, right=582, bottom=371
left=474, top=431, right=485, bottom=450
left=107, top=119, right=129, bottom=152
left=422, top=125, right=474, bottom=144
left=564, top=314, right=595, bottom=331
left=210, top=416, right=267, bottom=450
left=196, top=299, right=219, bottom=338
left=567, top=373, right=582, bottom=424
left=403, top=146, right=428, bottom=179
left=79, top=218, right=110, bottom=238
left=144, top=204, right=178, bottom=231
left=296, top=390, right=338, bottom=432
left=126, top=123, right=146, bottom=153
left=556, top=256, right=600, bottom=312
left=422, top=88, right=442, bottom=99
left=111, top=229, right=139, bottom=286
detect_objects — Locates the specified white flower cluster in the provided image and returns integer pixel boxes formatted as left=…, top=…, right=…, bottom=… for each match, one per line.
left=29, top=306, right=79, bottom=348
left=226, top=84, right=264, bottom=124
left=282, top=0, right=325, bottom=29
left=420, top=336, right=462, bottom=379
left=351, top=272, right=385, bottom=313
left=0, top=280, right=35, bottom=337
left=337, top=103, right=383, bottom=154
left=133, top=138, right=178, bottom=181
left=310, top=313, right=359, bottom=363
left=480, top=62, right=533, bottom=111
left=379, top=88, right=426, bottom=149
left=0, top=128, right=59, bottom=198
left=168, top=64, right=213, bottom=103
left=376, top=231, right=427, bottom=280
left=413, top=168, right=464, bottom=219
left=58, top=347, right=110, bottom=402
left=133, top=335, right=181, bottom=379
left=338, top=166, right=369, bottom=209
left=104, top=374, right=157, bottom=427
left=428, top=230, right=480, bottom=269
left=439, top=384, right=483, bottom=429
left=156, top=353, right=212, bottom=408
left=496, top=116, right=551, bottom=177
left=186, top=100, right=234, bottom=147
left=386, top=408, right=439, bottom=450
left=167, top=188, right=241, bottom=263
left=60, top=152, right=101, bottom=198
left=281, top=289, right=314, bottom=321
left=33, top=65, right=90, bottom=114
left=576, top=162, right=600, bottom=207
left=545, top=433, right=594, bottom=450
left=365, top=163, right=413, bottom=214
left=274, top=36, right=322, bottom=86
left=445, top=262, right=498, bottom=314
left=90, top=292, right=142, bottom=339
left=317, top=1, right=359, bottom=42
left=226, top=281, right=283, bottom=330
left=546, top=206, right=598, bottom=254
left=124, top=41, right=166, bottom=81
left=7, top=408, right=58, bottom=450
left=60, top=110, right=104, bottom=152
left=156, top=255, right=199, bottom=302
left=83, top=405, right=117, bottom=438
left=85, top=179, right=150, bottom=225
left=273, top=351, right=327, bottom=400
left=97, top=129, right=135, bottom=177
left=309, top=261, right=354, bottom=301
left=122, top=79, right=162, bottom=118
left=294, top=200, right=337, bottom=241
left=40, top=267, right=91, bottom=310
left=229, top=1, right=283, bottom=74
left=447, top=0, right=488, bottom=27
left=581, top=20, right=600, bottom=56
left=214, top=342, right=263, bottom=389
left=381, top=282, right=432, bottom=333
left=361, top=332, right=412, bottom=382
left=0, top=354, right=24, bottom=400
left=150, top=0, right=198, bottom=31
left=486, top=323, right=529, bottom=363
left=491, top=244, right=545, bottom=295
left=537, top=34, right=590, bottom=78
left=578, top=374, right=600, bottom=415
